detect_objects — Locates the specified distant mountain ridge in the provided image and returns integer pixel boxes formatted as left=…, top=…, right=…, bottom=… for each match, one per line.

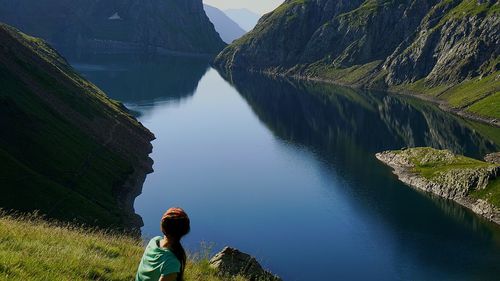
left=224, top=8, right=261, bottom=31
left=215, top=0, right=500, bottom=124
left=204, top=4, right=246, bottom=43
left=0, top=0, right=226, bottom=54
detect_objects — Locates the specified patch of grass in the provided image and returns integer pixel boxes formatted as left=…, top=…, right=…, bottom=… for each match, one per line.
left=307, top=60, right=382, bottom=85
left=443, top=0, right=499, bottom=20
left=403, top=72, right=500, bottom=119
left=401, top=147, right=494, bottom=179
left=471, top=178, right=500, bottom=208
left=392, top=148, right=500, bottom=207
left=0, top=213, right=249, bottom=281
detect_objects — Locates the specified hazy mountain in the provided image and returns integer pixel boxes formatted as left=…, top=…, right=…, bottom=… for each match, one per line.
left=215, top=0, right=499, bottom=122
left=0, top=0, right=225, bottom=54
left=224, top=8, right=261, bottom=31
left=204, top=4, right=246, bottom=43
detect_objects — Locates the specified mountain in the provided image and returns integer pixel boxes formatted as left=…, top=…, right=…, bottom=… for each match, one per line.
left=0, top=23, right=154, bottom=230
left=224, top=8, right=261, bottom=31
left=0, top=0, right=226, bottom=54
left=204, top=4, right=246, bottom=43
left=215, top=0, right=500, bottom=123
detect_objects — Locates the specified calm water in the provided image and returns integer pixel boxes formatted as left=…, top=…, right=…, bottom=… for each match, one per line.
left=71, top=53, right=500, bottom=281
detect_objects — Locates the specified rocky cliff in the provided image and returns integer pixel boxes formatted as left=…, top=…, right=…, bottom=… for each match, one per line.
left=215, top=0, right=499, bottom=122
left=0, top=23, right=154, bottom=230
left=376, top=147, right=500, bottom=224
left=0, top=0, right=226, bottom=54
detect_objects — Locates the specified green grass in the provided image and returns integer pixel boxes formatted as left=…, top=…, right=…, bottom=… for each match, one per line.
left=395, top=147, right=494, bottom=179
left=0, top=213, right=249, bottom=281
left=391, top=147, right=500, bottom=207
left=308, top=60, right=382, bottom=85
left=403, top=72, right=500, bottom=119
left=471, top=178, right=500, bottom=208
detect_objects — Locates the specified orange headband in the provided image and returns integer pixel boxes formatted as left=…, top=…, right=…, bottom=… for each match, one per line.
left=162, top=207, right=189, bottom=220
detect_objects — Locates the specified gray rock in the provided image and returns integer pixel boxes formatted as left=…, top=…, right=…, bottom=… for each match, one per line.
left=485, top=152, right=500, bottom=164
left=210, top=247, right=282, bottom=281
left=376, top=148, right=500, bottom=225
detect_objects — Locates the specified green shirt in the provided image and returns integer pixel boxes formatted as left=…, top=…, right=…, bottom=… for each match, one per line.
left=136, top=236, right=181, bottom=281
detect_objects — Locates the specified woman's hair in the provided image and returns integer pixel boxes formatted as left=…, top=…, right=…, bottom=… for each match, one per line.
left=161, top=208, right=191, bottom=281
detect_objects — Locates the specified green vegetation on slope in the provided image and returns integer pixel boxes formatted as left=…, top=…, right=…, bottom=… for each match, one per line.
left=215, top=0, right=499, bottom=122
left=391, top=147, right=500, bottom=208
left=0, top=23, right=153, bottom=229
left=406, top=72, right=500, bottom=119
left=0, top=213, right=248, bottom=281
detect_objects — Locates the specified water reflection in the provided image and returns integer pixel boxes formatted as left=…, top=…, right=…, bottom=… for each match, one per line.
left=69, top=53, right=209, bottom=106
left=223, top=71, right=499, bottom=158
left=222, top=71, right=500, bottom=280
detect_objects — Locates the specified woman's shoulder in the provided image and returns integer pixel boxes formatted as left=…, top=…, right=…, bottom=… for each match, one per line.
left=147, top=236, right=163, bottom=246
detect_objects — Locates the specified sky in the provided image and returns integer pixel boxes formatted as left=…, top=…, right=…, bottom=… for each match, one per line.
left=203, top=0, right=284, bottom=14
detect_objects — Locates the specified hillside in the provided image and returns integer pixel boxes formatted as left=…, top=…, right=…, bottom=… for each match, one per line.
left=0, top=0, right=226, bottom=54
left=0, top=213, right=248, bottom=281
left=215, top=0, right=499, bottom=123
left=204, top=5, right=246, bottom=43
left=0, top=23, right=154, bottom=230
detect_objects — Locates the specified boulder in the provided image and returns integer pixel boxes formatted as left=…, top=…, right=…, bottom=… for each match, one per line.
left=485, top=153, right=500, bottom=164
left=209, top=247, right=282, bottom=281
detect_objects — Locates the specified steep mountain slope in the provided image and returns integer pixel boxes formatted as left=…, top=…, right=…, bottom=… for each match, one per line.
left=204, top=4, right=246, bottom=43
left=215, top=0, right=499, bottom=122
left=0, top=23, right=154, bottom=229
left=0, top=0, right=226, bottom=54
left=224, top=8, right=261, bottom=31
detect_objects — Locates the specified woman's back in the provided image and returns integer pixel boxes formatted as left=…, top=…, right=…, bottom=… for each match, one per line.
left=136, top=236, right=181, bottom=281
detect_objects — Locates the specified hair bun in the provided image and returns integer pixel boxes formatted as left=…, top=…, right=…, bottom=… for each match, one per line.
left=162, top=207, right=189, bottom=220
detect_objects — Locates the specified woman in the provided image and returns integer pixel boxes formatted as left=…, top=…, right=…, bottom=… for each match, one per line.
left=136, top=207, right=191, bottom=281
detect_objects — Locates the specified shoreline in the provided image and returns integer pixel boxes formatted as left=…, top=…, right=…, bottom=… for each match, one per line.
left=376, top=149, right=500, bottom=226
left=218, top=67, right=499, bottom=128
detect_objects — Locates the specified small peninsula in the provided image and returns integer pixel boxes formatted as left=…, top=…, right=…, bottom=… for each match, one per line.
left=376, top=147, right=500, bottom=224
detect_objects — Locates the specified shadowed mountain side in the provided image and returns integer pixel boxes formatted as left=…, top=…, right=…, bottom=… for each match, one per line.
left=204, top=5, right=246, bottom=43
left=0, top=24, right=154, bottom=230
left=220, top=70, right=500, bottom=280
left=0, top=0, right=225, bottom=54
left=69, top=53, right=210, bottom=105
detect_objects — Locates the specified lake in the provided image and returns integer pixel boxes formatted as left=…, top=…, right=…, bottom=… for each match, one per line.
left=70, top=53, right=500, bottom=281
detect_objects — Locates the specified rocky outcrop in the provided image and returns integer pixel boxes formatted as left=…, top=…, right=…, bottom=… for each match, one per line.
left=376, top=148, right=500, bottom=224
left=0, top=0, right=226, bottom=54
left=214, top=0, right=499, bottom=122
left=210, top=247, right=282, bottom=281
left=485, top=152, right=500, bottom=164
left=0, top=23, right=154, bottom=230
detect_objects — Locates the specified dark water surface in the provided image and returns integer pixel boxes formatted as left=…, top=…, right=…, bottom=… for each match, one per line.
left=71, top=53, right=500, bottom=281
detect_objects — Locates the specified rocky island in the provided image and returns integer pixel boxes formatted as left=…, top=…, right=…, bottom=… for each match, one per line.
left=376, top=147, right=500, bottom=224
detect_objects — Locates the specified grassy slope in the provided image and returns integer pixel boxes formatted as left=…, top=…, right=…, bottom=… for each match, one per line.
left=393, top=147, right=500, bottom=208
left=405, top=72, right=500, bottom=119
left=0, top=214, right=248, bottom=281
left=0, top=23, right=151, bottom=228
